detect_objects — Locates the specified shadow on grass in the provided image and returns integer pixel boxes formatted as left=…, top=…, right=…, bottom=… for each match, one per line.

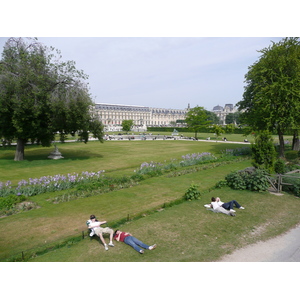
left=0, top=147, right=103, bottom=162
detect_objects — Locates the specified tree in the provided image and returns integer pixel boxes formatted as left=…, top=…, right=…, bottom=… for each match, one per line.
left=211, top=124, right=225, bottom=141
left=205, top=110, right=221, bottom=124
left=122, top=120, right=134, bottom=132
left=237, top=37, right=300, bottom=157
left=225, top=111, right=241, bottom=125
left=0, top=37, right=103, bottom=161
left=225, top=124, right=235, bottom=134
left=251, top=131, right=277, bottom=173
left=185, top=106, right=211, bottom=139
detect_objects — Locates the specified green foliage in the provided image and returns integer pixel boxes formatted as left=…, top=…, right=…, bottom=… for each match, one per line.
left=274, top=159, right=286, bottom=174
left=0, top=194, right=30, bottom=217
left=183, top=183, right=201, bottom=201
left=225, top=171, right=247, bottom=190
left=211, top=125, right=225, bottom=140
left=122, top=120, right=134, bottom=132
left=251, top=131, right=277, bottom=172
left=0, top=194, right=26, bottom=210
left=225, top=168, right=269, bottom=191
left=185, top=106, right=211, bottom=138
left=225, top=112, right=241, bottom=125
left=281, top=175, right=300, bottom=197
left=225, top=124, right=235, bottom=134
left=237, top=37, right=300, bottom=157
left=215, top=180, right=228, bottom=189
left=0, top=37, right=101, bottom=160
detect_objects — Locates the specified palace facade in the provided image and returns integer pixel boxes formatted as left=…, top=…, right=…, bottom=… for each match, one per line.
left=92, top=103, right=188, bottom=128
left=91, top=102, right=237, bottom=130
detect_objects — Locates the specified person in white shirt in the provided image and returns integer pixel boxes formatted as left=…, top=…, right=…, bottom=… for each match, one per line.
left=210, top=197, right=245, bottom=215
left=86, top=214, right=114, bottom=251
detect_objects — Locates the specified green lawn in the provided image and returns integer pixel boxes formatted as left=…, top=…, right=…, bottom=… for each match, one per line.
left=28, top=188, right=300, bottom=262
left=1, top=137, right=299, bottom=262
left=0, top=139, right=249, bottom=183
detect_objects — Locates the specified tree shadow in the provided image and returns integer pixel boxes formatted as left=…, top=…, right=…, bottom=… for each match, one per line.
left=0, top=146, right=103, bottom=162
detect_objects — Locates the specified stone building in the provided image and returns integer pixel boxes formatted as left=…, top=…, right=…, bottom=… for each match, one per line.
left=92, top=103, right=188, bottom=130
left=212, top=104, right=237, bottom=125
left=91, top=102, right=237, bottom=131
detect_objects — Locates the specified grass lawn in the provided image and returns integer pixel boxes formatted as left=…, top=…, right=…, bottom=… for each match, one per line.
left=1, top=136, right=299, bottom=262
left=28, top=187, right=300, bottom=262
left=0, top=139, right=250, bottom=183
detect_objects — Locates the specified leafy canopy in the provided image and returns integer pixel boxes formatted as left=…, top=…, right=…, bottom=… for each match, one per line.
left=0, top=37, right=103, bottom=160
left=185, top=106, right=211, bottom=138
left=237, top=37, right=300, bottom=156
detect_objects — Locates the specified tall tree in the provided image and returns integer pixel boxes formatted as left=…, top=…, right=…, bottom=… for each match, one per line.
left=237, top=37, right=300, bottom=157
left=185, top=106, right=211, bottom=139
left=0, top=37, right=103, bottom=161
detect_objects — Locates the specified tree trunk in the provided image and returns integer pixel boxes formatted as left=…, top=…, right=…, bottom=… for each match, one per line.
left=292, top=130, right=300, bottom=151
left=14, top=138, right=25, bottom=161
left=278, top=130, right=285, bottom=158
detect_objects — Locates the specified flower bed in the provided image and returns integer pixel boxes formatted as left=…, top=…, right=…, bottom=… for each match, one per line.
left=0, top=170, right=105, bottom=197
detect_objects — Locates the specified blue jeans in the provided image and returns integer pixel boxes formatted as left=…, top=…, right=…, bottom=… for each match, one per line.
left=222, top=200, right=241, bottom=210
left=124, top=236, right=150, bottom=252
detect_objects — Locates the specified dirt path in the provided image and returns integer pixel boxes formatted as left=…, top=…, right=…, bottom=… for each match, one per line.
left=218, top=223, right=300, bottom=262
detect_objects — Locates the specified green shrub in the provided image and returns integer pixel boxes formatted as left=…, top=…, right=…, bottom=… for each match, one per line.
left=225, top=168, right=269, bottom=192
left=183, top=183, right=201, bottom=201
left=246, top=169, right=270, bottom=191
left=281, top=175, right=300, bottom=197
left=274, top=159, right=286, bottom=174
left=251, top=131, right=277, bottom=172
left=215, top=180, right=228, bottom=189
left=0, top=194, right=27, bottom=210
left=225, top=171, right=247, bottom=190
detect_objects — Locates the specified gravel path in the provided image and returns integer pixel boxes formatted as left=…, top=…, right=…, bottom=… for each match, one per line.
left=219, top=223, right=300, bottom=262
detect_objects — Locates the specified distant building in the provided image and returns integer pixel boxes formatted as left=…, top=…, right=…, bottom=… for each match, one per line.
left=212, top=104, right=237, bottom=125
left=92, top=103, right=188, bottom=131
left=91, top=102, right=237, bottom=131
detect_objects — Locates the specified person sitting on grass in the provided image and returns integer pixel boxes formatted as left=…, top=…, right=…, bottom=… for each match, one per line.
left=86, top=214, right=114, bottom=251
left=113, top=229, right=156, bottom=254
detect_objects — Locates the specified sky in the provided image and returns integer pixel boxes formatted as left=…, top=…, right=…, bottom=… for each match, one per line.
left=0, top=36, right=283, bottom=111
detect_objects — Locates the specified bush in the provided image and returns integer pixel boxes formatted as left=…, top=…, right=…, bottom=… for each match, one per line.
left=225, top=171, right=247, bottom=190
left=274, top=159, right=286, bottom=174
left=215, top=180, right=228, bottom=189
left=281, top=175, right=300, bottom=197
left=225, top=168, right=269, bottom=192
left=251, top=131, right=277, bottom=173
left=183, top=183, right=201, bottom=201
left=0, top=194, right=27, bottom=210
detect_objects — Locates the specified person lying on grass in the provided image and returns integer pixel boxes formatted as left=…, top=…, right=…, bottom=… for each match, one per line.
left=113, top=229, right=156, bottom=254
left=204, top=197, right=245, bottom=216
left=87, top=214, right=114, bottom=251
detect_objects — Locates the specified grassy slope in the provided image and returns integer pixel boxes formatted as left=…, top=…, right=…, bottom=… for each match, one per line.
left=29, top=188, right=300, bottom=262
left=0, top=159, right=250, bottom=261
left=1, top=138, right=299, bottom=262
